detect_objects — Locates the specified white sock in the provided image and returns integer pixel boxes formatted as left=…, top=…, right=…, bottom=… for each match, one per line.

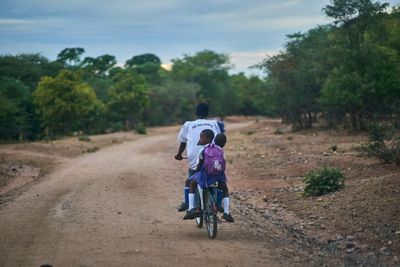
left=223, top=197, right=230, bottom=214
left=189, top=193, right=195, bottom=210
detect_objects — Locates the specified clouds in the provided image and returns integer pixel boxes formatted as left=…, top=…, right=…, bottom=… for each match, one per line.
left=1, top=0, right=399, bottom=74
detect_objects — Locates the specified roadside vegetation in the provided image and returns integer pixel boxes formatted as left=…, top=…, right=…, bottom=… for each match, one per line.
left=0, top=0, right=399, bottom=141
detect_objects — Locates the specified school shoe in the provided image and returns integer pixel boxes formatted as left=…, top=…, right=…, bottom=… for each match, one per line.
left=183, top=209, right=200, bottom=220
left=222, top=213, right=234, bottom=223
left=177, top=202, right=188, bottom=212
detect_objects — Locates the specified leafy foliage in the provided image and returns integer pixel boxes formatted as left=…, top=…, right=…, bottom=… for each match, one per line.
left=303, top=166, right=345, bottom=196
left=0, top=77, right=30, bottom=139
left=33, top=70, right=104, bottom=135
left=107, top=70, right=149, bottom=130
left=259, top=0, right=400, bottom=130
left=57, top=47, right=85, bottom=67
left=357, top=122, right=400, bottom=165
left=171, top=50, right=232, bottom=115
left=1, top=1, right=399, bottom=140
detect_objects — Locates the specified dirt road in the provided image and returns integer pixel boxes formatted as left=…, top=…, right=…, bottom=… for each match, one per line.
left=0, top=122, right=282, bottom=267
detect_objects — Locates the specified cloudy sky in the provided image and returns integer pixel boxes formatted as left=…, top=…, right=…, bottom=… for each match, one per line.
left=1, top=0, right=399, bottom=75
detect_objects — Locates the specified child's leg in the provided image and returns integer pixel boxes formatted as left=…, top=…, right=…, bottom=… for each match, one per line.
left=220, top=182, right=230, bottom=214
left=219, top=182, right=234, bottom=222
left=183, top=178, right=190, bottom=204
left=188, top=180, right=198, bottom=210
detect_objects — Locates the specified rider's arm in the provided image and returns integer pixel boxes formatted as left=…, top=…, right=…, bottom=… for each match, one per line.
left=194, top=150, right=205, bottom=172
left=174, top=142, right=186, bottom=160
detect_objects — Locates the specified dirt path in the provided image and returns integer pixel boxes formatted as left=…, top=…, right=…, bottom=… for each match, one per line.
left=5, top=118, right=394, bottom=266
left=0, top=122, right=282, bottom=267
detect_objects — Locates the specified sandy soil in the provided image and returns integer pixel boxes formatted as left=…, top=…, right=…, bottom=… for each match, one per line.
left=0, top=118, right=399, bottom=266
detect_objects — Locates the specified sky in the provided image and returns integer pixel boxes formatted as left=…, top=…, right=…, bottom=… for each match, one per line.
left=1, top=0, right=399, bottom=75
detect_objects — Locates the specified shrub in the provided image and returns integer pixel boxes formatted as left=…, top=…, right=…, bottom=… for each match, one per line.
left=78, top=135, right=91, bottom=142
left=357, top=122, right=400, bottom=165
left=359, top=139, right=400, bottom=165
left=135, top=122, right=147, bottom=135
left=367, top=122, right=395, bottom=142
left=110, top=122, right=124, bottom=132
left=303, top=166, right=345, bottom=196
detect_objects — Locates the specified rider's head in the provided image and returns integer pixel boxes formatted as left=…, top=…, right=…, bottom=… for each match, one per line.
left=198, top=129, right=214, bottom=146
left=196, top=103, right=209, bottom=119
left=214, top=133, right=227, bottom=148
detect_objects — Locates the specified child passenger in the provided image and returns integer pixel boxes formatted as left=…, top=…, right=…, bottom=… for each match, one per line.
left=183, top=130, right=234, bottom=222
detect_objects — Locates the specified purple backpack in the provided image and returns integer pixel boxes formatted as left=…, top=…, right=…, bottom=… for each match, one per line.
left=204, top=144, right=226, bottom=175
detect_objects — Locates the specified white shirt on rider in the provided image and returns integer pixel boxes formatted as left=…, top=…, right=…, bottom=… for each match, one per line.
left=177, top=119, right=221, bottom=170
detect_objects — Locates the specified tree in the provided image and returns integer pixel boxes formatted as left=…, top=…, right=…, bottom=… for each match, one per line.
left=321, top=0, right=394, bottom=129
left=81, top=54, right=117, bottom=77
left=229, top=73, right=269, bottom=116
left=171, top=50, right=231, bottom=115
left=125, top=53, right=162, bottom=84
left=107, top=70, right=149, bottom=130
left=0, top=78, right=30, bottom=139
left=33, top=70, right=104, bottom=135
left=0, top=53, right=63, bottom=90
left=257, top=25, right=336, bottom=128
left=145, top=80, right=200, bottom=125
left=57, top=47, right=85, bottom=67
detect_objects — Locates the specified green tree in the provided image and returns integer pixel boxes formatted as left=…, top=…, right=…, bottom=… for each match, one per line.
left=257, top=26, right=332, bottom=127
left=107, top=70, right=149, bottom=130
left=0, top=53, right=63, bottom=90
left=320, top=0, right=396, bottom=129
left=33, top=70, right=104, bottom=135
left=57, top=47, right=85, bottom=67
left=230, top=73, right=270, bottom=115
left=171, top=50, right=231, bottom=115
left=125, top=53, right=162, bottom=84
left=145, top=80, right=200, bottom=125
left=0, top=78, right=31, bottom=139
left=81, top=54, right=117, bottom=77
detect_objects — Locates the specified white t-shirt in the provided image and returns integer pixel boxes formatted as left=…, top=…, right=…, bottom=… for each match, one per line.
left=177, top=119, right=221, bottom=170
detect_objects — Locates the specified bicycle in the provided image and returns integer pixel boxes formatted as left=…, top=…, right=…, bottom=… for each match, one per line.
left=195, top=182, right=219, bottom=239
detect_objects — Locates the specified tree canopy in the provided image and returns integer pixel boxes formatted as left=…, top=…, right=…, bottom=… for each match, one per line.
left=1, top=0, right=399, bottom=140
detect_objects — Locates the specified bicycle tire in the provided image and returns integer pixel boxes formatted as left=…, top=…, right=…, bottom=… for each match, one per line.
left=204, top=190, right=218, bottom=239
left=195, top=188, right=203, bottom=228
left=195, top=210, right=203, bottom=228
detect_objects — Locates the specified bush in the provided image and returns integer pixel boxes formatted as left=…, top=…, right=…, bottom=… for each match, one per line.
left=135, top=122, right=147, bottom=135
left=303, top=166, right=345, bottom=196
left=367, top=122, right=395, bottom=142
left=357, top=122, right=400, bottom=165
left=110, top=122, right=124, bottom=132
left=359, top=139, right=400, bottom=165
left=78, top=135, right=91, bottom=142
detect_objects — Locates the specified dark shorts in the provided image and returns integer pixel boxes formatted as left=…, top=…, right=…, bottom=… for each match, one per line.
left=189, top=168, right=227, bottom=189
left=188, top=168, right=196, bottom=178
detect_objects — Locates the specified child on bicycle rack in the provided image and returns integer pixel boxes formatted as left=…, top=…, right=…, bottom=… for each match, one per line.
left=183, top=130, right=234, bottom=222
left=213, top=133, right=234, bottom=222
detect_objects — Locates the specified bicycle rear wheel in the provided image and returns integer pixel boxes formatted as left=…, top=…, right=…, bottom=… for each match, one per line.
left=204, top=190, right=218, bottom=239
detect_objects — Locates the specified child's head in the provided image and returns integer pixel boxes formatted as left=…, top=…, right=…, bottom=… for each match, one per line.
left=198, top=129, right=214, bottom=145
left=214, top=133, right=227, bottom=148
